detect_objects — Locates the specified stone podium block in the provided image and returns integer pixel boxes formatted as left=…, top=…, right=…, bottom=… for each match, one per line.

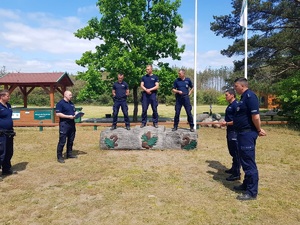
left=100, top=125, right=198, bottom=150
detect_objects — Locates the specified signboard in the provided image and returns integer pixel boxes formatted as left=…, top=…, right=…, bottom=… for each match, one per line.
left=34, top=111, right=52, bottom=120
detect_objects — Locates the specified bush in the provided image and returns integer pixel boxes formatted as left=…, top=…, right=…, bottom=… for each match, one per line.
left=197, top=89, right=222, bottom=104
left=165, top=94, right=176, bottom=106
left=217, top=95, right=227, bottom=105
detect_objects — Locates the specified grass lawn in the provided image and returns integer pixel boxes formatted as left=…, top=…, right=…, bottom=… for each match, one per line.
left=1, top=124, right=299, bottom=224
left=76, top=104, right=227, bottom=119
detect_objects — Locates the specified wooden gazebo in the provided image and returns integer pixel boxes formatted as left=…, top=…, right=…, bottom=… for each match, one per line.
left=0, top=72, right=73, bottom=108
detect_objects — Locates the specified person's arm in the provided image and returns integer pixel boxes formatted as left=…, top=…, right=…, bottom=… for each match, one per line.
left=112, top=89, right=116, bottom=97
left=126, top=89, right=129, bottom=96
left=148, top=82, right=159, bottom=92
left=252, top=114, right=266, bottom=136
left=172, top=88, right=182, bottom=94
left=188, top=87, right=194, bottom=96
left=140, top=81, right=147, bottom=91
left=56, top=112, right=75, bottom=119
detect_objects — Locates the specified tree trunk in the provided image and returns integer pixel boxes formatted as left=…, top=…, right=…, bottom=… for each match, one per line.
left=133, top=86, right=139, bottom=122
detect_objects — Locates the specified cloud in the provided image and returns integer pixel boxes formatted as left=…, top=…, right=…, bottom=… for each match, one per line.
left=0, top=7, right=236, bottom=74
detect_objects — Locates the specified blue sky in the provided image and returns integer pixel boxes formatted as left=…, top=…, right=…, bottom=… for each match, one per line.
left=0, top=0, right=239, bottom=74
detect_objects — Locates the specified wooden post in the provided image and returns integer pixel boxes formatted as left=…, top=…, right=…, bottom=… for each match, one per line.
left=50, top=86, right=55, bottom=108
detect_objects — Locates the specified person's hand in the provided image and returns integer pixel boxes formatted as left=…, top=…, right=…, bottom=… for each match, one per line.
left=145, top=89, right=152, bottom=94
left=258, top=128, right=267, bottom=137
left=178, top=91, right=183, bottom=95
left=221, top=121, right=227, bottom=127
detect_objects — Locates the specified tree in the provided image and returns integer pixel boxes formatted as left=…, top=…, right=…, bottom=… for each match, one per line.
left=210, top=0, right=300, bottom=83
left=74, top=0, right=184, bottom=121
left=275, top=71, right=300, bottom=123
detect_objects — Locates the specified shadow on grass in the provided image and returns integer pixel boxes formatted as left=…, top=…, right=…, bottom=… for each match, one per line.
left=205, top=160, right=242, bottom=192
left=12, top=162, right=29, bottom=172
left=67, top=149, right=87, bottom=157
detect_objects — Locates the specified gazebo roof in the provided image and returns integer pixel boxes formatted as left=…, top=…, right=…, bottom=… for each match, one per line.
left=0, top=72, right=73, bottom=86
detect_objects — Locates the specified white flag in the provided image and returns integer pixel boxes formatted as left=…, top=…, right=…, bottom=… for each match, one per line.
left=239, top=0, right=248, bottom=28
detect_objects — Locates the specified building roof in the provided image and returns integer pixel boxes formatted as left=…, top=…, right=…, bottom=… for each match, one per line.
left=0, top=72, right=74, bottom=86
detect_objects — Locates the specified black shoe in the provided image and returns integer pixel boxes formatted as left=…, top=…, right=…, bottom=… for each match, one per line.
left=110, top=125, right=117, bottom=130
left=67, top=155, right=78, bottom=159
left=126, top=126, right=131, bottom=130
left=57, top=158, right=65, bottom=163
left=172, top=127, right=178, bottom=131
left=190, top=127, right=195, bottom=132
left=233, top=184, right=247, bottom=191
left=226, top=175, right=240, bottom=181
left=2, top=170, right=18, bottom=176
left=140, top=124, right=146, bottom=128
left=153, top=123, right=158, bottom=128
left=225, top=168, right=233, bottom=174
left=236, top=193, right=257, bottom=201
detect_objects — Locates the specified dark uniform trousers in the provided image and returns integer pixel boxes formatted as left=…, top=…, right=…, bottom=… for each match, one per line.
left=174, top=95, right=194, bottom=127
left=141, top=92, right=158, bottom=124
left=112, top=99, right=130, bottom=126
left=57, top=121, right=76, bottom=158
left=227, top=130, right=240, bottom=176
left=237, top=131, right=259, bottom=197
left=0, top=133, right=14, bottom=172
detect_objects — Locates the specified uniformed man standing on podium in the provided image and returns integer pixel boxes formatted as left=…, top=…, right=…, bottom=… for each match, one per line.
left=140, top=65, right=159, bottom=128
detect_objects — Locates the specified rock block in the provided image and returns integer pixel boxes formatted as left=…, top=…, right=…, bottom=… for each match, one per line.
left=100, top=125, right=198, bottom=150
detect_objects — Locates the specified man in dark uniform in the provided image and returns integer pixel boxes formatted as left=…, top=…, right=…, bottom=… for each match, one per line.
left=233, top=78, right=266, bottom=201
left=111, top=73, right=130, bottom=130
left=140, top=65, right=159, bottom=128
left=56, top=90, right=78, bottom=163
left=172, top=69, right=194, bottom=132
left=221, top=89, right=240, bottom=181
left=0, top=89, right=17, bottom=180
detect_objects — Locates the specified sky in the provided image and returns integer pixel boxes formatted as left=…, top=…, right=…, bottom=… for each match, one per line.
left=0, top=0, right=239, bottom=74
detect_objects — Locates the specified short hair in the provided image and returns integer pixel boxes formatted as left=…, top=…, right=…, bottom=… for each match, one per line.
left=225, top=88, right=236, bottom=98
left=118, top=73, right=124, bottom=76
left=234, top=77, right=248, bottom=87
left=0, top=89, right=9, bottom=97
left=179, top=69, right=186, bottom=74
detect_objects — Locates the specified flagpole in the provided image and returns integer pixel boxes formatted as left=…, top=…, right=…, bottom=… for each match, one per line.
left=244, top=2, right=248, bottom=79
left=193, top=0, right=197, bottom=129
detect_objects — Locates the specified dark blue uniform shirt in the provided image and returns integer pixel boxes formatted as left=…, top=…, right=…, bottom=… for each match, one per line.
left=0, top=102, right=13, bottom=130
left=233, top=89, right=259, bottom=131
left=113, top=81, right=129, bottom=100
left=141, top=74, right=159, bottom=93
left=225, top=100, right=237, bottom=132
left=173, top=77, right=193, bottom=96
left=55, top=99, right=75, bottom=123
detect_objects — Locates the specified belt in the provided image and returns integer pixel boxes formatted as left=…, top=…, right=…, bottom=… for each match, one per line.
left=0, top=130, right=16, bottom=137
left=236, top=129, right=253, bottom=132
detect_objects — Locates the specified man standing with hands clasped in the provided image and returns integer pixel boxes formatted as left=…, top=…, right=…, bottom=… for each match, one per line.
left=172, top=69, right=194, bottom=132
left=110, top=73, right=130, bottom=130
left=233, top=78, right=266, bottom=201
left=140, top=65, right=159, bottom=128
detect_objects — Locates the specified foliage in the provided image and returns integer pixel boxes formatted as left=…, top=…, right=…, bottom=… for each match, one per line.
left=165, top=94, right=176, bottom=106
left=198, top=67, right=233, bottom=91
left=217, top=94, right=227, bottom=105
left=75, top=67, right=110, bottom=102
left=74, top=0, right=184, bottom=121
left=275, top=72, right=300, bottom=123
left=210, top=0, right=300, bottom=83
left=198, top=89, right=222, bottom=105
